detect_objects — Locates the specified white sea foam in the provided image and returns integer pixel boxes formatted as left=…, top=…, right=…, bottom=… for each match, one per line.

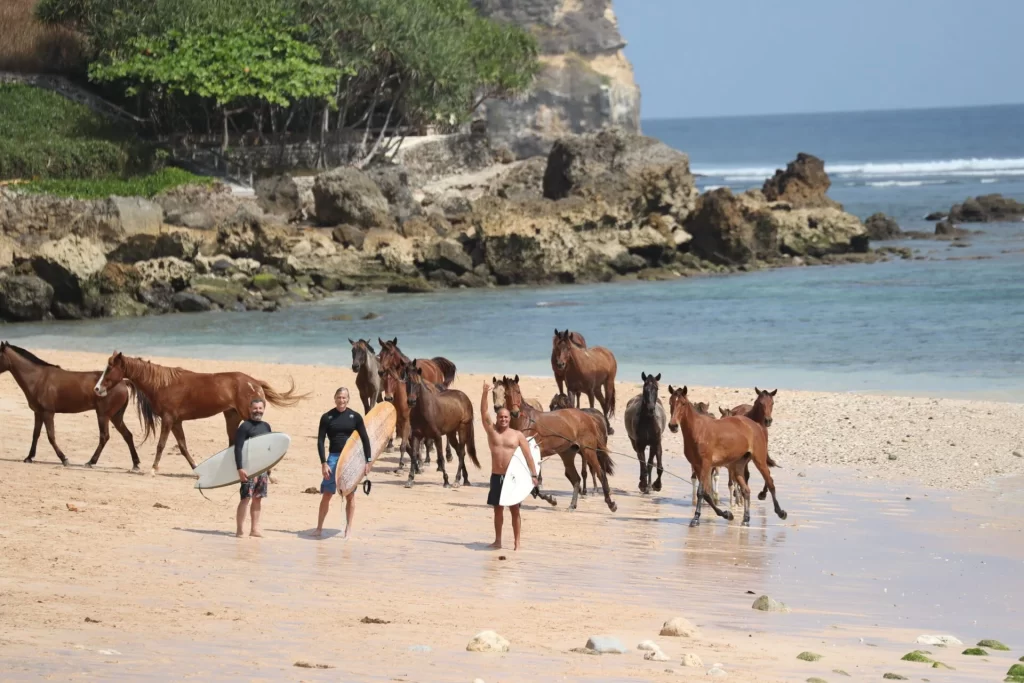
left=697, top=157, right=1024, bottom=182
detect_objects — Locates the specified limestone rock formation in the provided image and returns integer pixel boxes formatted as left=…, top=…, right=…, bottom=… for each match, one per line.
left=761, top=153, right=840, bottom=210
left=471, top=0, right=641, bottom=152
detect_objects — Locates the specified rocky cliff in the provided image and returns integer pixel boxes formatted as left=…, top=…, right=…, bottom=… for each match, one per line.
left=471, top=0, right=641, bottom=154
left=0, top=134, right=888, bottom=324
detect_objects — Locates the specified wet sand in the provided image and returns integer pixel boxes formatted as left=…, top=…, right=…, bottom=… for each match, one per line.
left=1, top=350, right=1023, bottom=682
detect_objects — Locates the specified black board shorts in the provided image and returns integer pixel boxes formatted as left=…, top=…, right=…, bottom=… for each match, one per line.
left=486, top=473, right=505, bottom=507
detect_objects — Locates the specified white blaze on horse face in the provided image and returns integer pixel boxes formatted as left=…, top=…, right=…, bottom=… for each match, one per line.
left=94, top=366, right=109, bottom=396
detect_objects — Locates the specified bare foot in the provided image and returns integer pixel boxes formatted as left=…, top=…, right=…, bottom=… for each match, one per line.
left=235, top=530, right=244, bottom=537
left=311, top=529, right=323, bottom=538
left=514, top=542, right=521, bottom=551
left=249, top=530, right=263, bottom=538
left=488, top=541, right=501, bottom=549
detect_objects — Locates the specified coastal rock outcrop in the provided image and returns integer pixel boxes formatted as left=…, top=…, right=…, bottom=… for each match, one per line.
left=313, top=166, right=391, bottom=228
left=946, top=194, right=1024, bottom=223
left=864, top=212, right=901, bottom=240
left=470, top=0, right=641, bottom=153
left=761, top=153, right=840, bottom=210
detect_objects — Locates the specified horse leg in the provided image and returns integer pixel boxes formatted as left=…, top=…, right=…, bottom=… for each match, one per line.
left=594, top=385, right=613, bottom=435
left=632, top=439, right=647, bottom=494
left=595, top=448, right=617, bottom=513
left=436, top=436, right=451, bottom=488
left=170, top=422, right=198, bottom=470
left=710, top=467, right=721, bottom=506
left=223, top=409, right=241, bottom=445
left=404, top=436, right=421, bottom=488
left=651, top=441, right=664, bottom=492
left=110, top=404, right=141, bottom=472
left=562, top=453, right=583, bottom=511
left=151, top=421, right=172, bottom=475
left=577, top=453, right=587, bottom=496
left=454, top=432, right=470, bottom=487
left=732, top=462, right=752, bottom=526
left=689, top=465, right=698, bottom=507
left=42, top=413, right=69, bottom=466
left=752, top=454, right=787, bottom=520
left=86, top=412, right=111, bottom=468
left=445, top=435, right=453, bottom=463
left=24, top=412, right=43, bottom=463
left=699, top=461, right=734, bottom=522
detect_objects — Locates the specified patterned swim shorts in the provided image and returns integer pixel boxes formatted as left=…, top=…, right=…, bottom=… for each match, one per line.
left=239, top=472, right=270, bottom=500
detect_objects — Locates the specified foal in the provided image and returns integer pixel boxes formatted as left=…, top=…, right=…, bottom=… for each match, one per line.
left=668, top=385, right=786, bottom=527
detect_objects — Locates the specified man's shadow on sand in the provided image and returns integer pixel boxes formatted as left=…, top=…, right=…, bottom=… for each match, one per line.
left=175, top=527, right=343, bottom=540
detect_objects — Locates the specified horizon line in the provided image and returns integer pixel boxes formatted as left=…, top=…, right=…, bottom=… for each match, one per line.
left=642, top=101, right=1024, bottom=123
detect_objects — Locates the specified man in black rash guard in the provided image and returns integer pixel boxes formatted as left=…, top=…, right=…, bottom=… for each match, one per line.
left=314, top=387, right=372, bottom=539
left=235, top=398, right=272, bottom=538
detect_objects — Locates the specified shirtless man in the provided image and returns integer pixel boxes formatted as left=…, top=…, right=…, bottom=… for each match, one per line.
left=481, top=381, right=538, bottom=551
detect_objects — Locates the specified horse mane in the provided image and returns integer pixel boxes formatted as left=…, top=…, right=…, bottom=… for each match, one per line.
left=122, top=355, right=185, bottom=389
left=6, top=345, right=60, bottom=368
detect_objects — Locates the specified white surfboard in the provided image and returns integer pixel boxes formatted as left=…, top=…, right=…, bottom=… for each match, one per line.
left=193, top=432, right=292, bottom=490
left=499, top=437, right=543, bottom=506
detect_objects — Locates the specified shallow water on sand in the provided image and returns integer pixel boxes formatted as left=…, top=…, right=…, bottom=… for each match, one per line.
left=3, top=465, right=1021, bottom=682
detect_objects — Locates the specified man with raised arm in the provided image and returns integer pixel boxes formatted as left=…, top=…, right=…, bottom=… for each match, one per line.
left=481, top=380, right=538, bottom=550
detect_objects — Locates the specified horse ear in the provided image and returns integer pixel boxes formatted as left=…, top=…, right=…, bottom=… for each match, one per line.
left=348, top=338, right=355, bottom=345
left=514, top=374, right=519, bottom=383
left=681, top=386, right=688, bottom=396
left=655, top=373, right=661, bottom=382
left=667, top=384, right=674, bottom=393
left=770, top=388, right=777, bottom=396
left=641, top=372, right=647, bottom=382
left=378, top=337, right=386, bottom=346
left=755, top=387, right=761, bottom=395
left=391, top=337, right=398, bottom=345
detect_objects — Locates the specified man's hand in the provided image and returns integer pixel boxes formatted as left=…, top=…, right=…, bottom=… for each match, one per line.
left=322, top=462, right=331, bottom=481
left=237, top=468, right=248, bottom=483
left=364, top=461, right=372, bottom=477
left=483, top=380, right=491, bottom=394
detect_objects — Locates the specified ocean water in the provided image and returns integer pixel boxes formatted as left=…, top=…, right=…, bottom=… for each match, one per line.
left=3, top=106, right=1024, bottom=401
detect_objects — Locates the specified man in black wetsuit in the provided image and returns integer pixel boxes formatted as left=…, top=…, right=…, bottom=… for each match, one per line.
left=235, top=398, right=272, bottom=538
left=314, top=387, right=372, bottom=539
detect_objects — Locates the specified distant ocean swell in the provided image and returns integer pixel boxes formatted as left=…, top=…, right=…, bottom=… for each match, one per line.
left=694, top=157, right=1024, bottom=182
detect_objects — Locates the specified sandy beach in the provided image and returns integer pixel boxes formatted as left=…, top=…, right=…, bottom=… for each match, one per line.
left=2, top=349, right=1023, bottom=682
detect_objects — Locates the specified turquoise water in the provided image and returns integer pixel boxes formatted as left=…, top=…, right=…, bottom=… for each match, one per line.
left=3, top=106, right=1023, bottom=401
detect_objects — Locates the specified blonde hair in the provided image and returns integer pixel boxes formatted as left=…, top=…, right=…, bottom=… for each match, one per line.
left=334, top=387, right=350, bottom=398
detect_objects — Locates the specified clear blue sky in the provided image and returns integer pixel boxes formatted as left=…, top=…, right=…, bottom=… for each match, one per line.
left=615, top=0, right=1024, bottom=119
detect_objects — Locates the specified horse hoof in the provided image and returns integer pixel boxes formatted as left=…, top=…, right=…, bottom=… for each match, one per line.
left=757, top=492, right=767, bottom=501
left=607, top=427, right=615, bottom=435
left=446, top=454, right=453, bottom=463
left=404, top=480, right=414, bottom=489
left=723, top=511, right=735, bottom=521
left=23, top=456, right=34, bottom=463
left=778, top=510, right=788, bottom=520
left=689, top=519, right=700, bottom=527
left=85, top=462, right=95, bottom=468
left=607, top=502, right=618, bottom=513
left=742, top=519, right=750, bottom=527
left=131, top=466, right=141, bottom=474
left=652, top=482, right=662, bottom=492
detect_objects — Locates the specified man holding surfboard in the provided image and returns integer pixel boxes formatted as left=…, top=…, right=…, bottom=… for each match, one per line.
left=481, top=381, right=538, bottom=551
left=314, top=387, right=372, bottom=538
left=235, top=398, right=272, bottom=538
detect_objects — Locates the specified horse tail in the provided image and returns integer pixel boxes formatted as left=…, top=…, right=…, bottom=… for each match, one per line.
left=432, top=356, right=457, bottom=388
left=259, top=377, right=309, bottom=408
left=596, top=445, right=615, bottom=477
left=604, top=374, right=616, bottom=420
left=767, top=455, right=779, bottom=468
left=465, top=419, right=480, bottom=468
left=129, top=383, right=158, bottom=443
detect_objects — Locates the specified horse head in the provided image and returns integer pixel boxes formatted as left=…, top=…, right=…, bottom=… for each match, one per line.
left=666, top=385, right=690, bottom=433
left=350, top=339, right=373, bottom=373
left=501, top=375, right=523, bottom=418
left=753, top=387, right=777, bottom=427
left=693, top=401, right=710, bottom=416
left=718, top=406, right=730, bottom=418
left=640, top=372, right=661, bottom=412
left=552, top=330, right=574, bottom=370
left=549, top=392, right=572, bottom=411
left=403, top=363, right=425, bottom=408
left=0, top=341, right=9, bottom=373
left=491, top=376, right=507, bottom=413
left=95, top=351, right=126, bottom=397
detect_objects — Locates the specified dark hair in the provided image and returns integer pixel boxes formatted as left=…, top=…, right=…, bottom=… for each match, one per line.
left=250, top=398, right=266, bottom=406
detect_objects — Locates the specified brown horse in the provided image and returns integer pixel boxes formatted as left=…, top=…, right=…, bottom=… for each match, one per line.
left=402, top=365, right=478, bottom=488
left=380, top=361, right=447, bottom=470
left=94, top=352, right=306, bottom=474
left=551, top=330, right=617, bottom=434
left=548, top=392, right=598, bottom=494
left=500, top=375, right=617, bottom=512
left=377, top=337, right=456, bottom=388
left=349, top=339, right=383, bottom=413
left=1, top=343, right=140, bottom=470
left=624, top=372, right=667, bottom=494
left=718, top=389, right=778, bottom=505
left=551, top=329, right=586, bottom=407
left=667, top=385, right=786, bottom=527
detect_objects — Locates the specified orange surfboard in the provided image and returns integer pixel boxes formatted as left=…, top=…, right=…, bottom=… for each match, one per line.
left=334, top=402, right=397, bottom=496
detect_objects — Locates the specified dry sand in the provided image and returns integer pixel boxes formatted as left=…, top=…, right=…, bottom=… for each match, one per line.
left=2, top=349, right=1023, bottom=682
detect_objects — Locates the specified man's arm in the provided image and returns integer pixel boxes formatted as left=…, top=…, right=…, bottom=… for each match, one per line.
left=517, top=431, right=538, bottom=478
left=354, top=413, right=372, bottom=463
left=317, top=413, right=328, bottom=464
left=480, top=382, right=495, bottom=435
left=234, top=422, right=250, bottom=470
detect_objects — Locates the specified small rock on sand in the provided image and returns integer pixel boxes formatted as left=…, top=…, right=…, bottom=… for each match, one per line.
left=751, top=595, right=790, bottom=613
left=84, top=617, right=100, bottom=623
left=153, top=502, right=170, bottom=509
left=976, top=639, right=1009, bottom=650
left=882, top=675, right=907, bottom=681
left=1013, top=451, right=1022, bottom=458
left=66, top=503, right=80, bottom=512
left=660, top=616, right=697, bottom=637
left=681, top=653, right=704, bottom=668
left=466, top=630, right=509, bottom=653
left=644, top=649, right=671, bottom=661
left=302, top=487, right=319, bottom=494
left=584, top=636, right=628, bottom=654
left=832, top=670, right=850, bottom=677
left=293, top=661, right=332, bottom=669
left=707, top=666, right=728, bottom=677
left=917, top=635, right=962, bottom=646
left=807, top=678, right=828, bottom=683
left=360, top=616, right=390, bottom=624
left=637, top=640, right=660, bottom=651
left=797, top=651, right=822, bottom=661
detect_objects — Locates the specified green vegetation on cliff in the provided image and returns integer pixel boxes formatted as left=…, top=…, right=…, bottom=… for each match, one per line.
left=19, top=167, right=212, bottom=199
